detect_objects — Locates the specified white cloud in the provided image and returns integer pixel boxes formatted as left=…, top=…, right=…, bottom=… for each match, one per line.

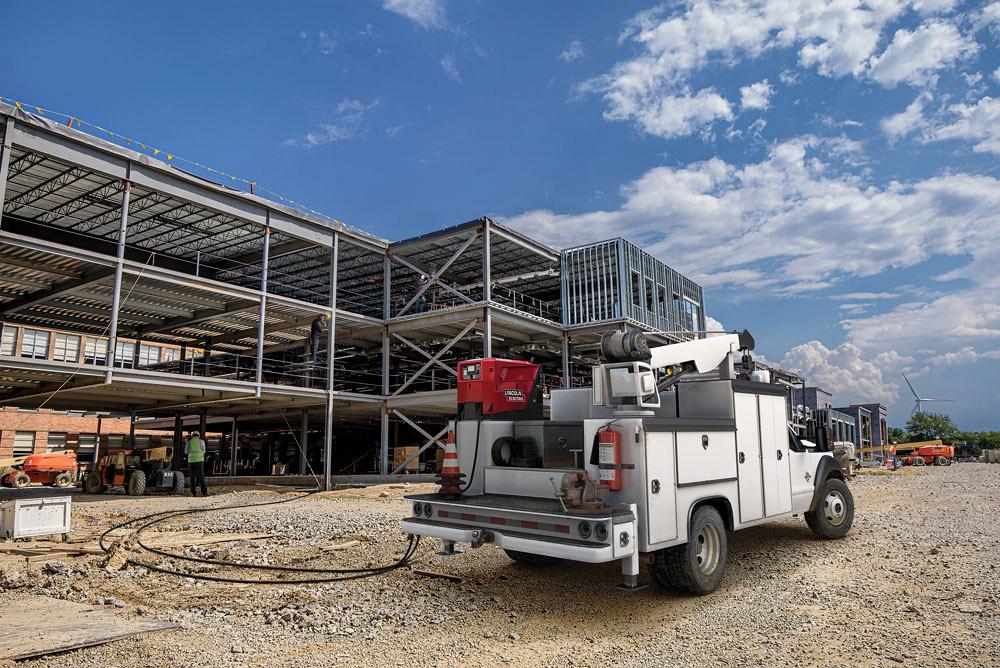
left=993, top=66, right=1000, bottom=83
left=501, top=136, right=1000, bottom=293
left=582, top=2, right=984, bottom=140
left=440, top=54, right=461, bottom=82
left=382, top=0, right=446, bottom=29
left=739, top=79, right=773, bottom=111
left=385, top=125, right=404, bottom=138
left=928, top=96, right=1000, bottom=155
left=558, top=40, right=584, bottom=63
left=704, top=315, right=726, bottom=336
left=833, top=292, right=902, bottom=301
left=881, top=94, right=1000, bottom=154
left=881, top=92, right=931, bottom=141
left=868, top=21, right=977, bottom=87
left=282, top=99, right=380, bottom=148
left=780, top=341, right=901, bottom=406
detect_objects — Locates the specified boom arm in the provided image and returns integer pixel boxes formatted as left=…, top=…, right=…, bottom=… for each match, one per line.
left=647, top=334, right=741, bottom=374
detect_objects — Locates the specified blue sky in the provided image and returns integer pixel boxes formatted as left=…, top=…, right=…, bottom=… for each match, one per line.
left=3, top=0, right=999, bottom=429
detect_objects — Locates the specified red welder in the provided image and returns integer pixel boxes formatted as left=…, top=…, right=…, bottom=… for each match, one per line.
left=457, top=358, right=543, bottom=421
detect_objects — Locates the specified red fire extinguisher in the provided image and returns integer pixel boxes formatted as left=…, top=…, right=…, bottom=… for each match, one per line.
left=597, top=427, right=622, bottom=491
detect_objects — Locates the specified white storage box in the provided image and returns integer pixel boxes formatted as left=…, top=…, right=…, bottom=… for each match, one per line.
left=1, top=496, right=72, bottom=539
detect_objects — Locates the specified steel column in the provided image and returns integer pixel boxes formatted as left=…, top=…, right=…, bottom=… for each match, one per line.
left=380, top=325, right=390, bottom=475
left=0, top=118, right=14, bottom=232
left=562, top=332, right=570, bottom=387
left=104, top=173, right=131, bottom=383
left=230, top=416, right=238, bottom=476
left=324, top=233, right=338, bottom=491
left=92, top=415, right=102, bottom=467
left=254, top=223, right=271, bottom=396
left=482, top=220, right=492, bottom=357
left=299, top=408, right=309, bottom=475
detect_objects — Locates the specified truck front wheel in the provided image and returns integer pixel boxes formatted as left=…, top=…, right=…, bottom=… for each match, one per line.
left=805, top=477, right=854, bottom=539
left=651, top=505, right=728, bottom=595
left=503, top=549, right=561, bottom=566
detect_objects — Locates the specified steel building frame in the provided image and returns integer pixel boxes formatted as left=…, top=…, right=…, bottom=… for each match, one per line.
left=0, top=104, right=706, bottom=485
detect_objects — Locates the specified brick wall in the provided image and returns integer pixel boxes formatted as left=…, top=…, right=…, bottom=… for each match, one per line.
left=0, top=407, right=165, bottom=458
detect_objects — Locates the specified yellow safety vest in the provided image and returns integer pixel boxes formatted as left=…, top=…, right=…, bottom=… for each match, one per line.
left=187, top=437, right=205, bottom=463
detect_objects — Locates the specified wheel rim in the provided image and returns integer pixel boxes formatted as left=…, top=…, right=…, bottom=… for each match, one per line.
left=824, top=490, right=847, bottom=527
left=695, top=523, right=721, bottom=575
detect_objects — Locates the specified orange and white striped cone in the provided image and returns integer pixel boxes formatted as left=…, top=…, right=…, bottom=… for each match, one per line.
left=435, top=430, right=465, bottom=497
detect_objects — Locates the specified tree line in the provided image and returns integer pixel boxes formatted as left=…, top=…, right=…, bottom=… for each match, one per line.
left=888, top=412, right=1000, bottom=455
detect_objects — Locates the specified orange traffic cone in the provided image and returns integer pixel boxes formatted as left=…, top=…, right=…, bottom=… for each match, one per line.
left=435, top=430, right=464, bottom=497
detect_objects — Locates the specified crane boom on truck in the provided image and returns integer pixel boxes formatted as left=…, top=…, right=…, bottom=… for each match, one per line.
left=402, top=329, right=853, bottom=595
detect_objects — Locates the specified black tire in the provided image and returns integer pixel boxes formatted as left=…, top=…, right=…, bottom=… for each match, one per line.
left=171, top=471, right=185, bottom=495
left=84, top=472, right=103, bottom=494
left=53, top=472, right=73, bottom=488
left=913, top=456, right=925, bottom=466
left=503, top=549, right=561, bottom=566
left=805, top=477, right=854, bottom=540
left=651, top=505, right=728, bottom=595
left=935, top=456, right=948, bottom=466
left=127, top=470, right=147, bottom=496
left=11, top=473, right=30, bottom=489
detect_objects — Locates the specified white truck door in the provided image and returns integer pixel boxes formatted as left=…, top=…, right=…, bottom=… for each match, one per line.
left=645, top=430, right=677, bottom=544
left=759, top=395, right=793, bottom=515
left=734, top=393, right=764, bottom=523
left=770, top=396, right=793, bottom=512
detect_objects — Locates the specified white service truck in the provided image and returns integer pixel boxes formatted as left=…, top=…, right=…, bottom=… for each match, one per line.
left=403, top=330, right=853, bottom=594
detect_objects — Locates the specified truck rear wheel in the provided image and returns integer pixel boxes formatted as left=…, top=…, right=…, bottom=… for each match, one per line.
left=935, top=456, right=949, bottom=466
left=10, top=473, right=30, bottom=489
left=53, top=473, right=73, bottom=488
left=651, top=505, right=728, bottom=595
left=127, top=470, right=147, bottom=496
left=503, top=549, right=561, bottom=566
left=805, top=477, right=854, bottom=539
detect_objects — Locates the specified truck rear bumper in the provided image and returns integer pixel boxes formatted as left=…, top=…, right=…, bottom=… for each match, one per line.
left=402, top=517, right=631, bottom=563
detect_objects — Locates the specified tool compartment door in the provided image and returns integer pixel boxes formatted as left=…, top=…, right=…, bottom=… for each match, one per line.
left=734, top=393, right=764, bottom=523
left=675, top=431, right=737, bottom=485
left=644, top=431, right=677, bottom=544
left=759, top=395, right=793, bottom=515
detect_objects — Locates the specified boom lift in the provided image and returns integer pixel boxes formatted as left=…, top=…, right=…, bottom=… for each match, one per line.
left=403, top=329, right=853, bottom=595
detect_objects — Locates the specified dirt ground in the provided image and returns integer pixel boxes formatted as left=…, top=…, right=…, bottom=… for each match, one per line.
left=1, top=465, right=998, bottom=667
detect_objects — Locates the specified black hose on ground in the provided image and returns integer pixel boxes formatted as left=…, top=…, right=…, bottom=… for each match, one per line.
left=98, top=489, right=420, bottom=585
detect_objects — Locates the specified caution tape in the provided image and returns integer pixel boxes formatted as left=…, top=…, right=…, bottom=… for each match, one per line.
left=0, top=95, right=380, bottom=241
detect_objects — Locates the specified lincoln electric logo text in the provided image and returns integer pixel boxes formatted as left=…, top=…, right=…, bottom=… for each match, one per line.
left=503, top=389, right=525, bottom=401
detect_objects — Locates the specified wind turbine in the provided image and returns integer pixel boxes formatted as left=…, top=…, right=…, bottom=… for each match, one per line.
left=902, top=373, right=955, bottom=416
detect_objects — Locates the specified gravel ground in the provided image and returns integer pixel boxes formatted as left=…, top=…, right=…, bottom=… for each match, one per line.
left=1, top=465, right=998, bottom=667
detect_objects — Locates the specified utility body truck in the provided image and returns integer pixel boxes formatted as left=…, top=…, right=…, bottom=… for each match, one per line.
left=403, top=329, right=854, bottom=594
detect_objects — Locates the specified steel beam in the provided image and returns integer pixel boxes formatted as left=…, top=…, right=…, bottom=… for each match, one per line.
left=392, top=332, right=457, bottom=377
left=488, top=224, right=560, bottom=263
left=395, top=231, right=478, bottom=317
left=393, top=319, right=477, bottom=395
left=0, top=118, right=14, bottom=232
left=390, top=416, right=448, bottom=474
left=105, top=173, right=131, bottom=383
left=1, top=267, right=115, bottom=315
left=391, top=252, right=474, bottom=308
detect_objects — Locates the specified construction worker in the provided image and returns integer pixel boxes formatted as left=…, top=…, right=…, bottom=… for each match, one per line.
left=185, top=431, right=208, bottom=496
left=414, top=274, right=430, bottom=313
